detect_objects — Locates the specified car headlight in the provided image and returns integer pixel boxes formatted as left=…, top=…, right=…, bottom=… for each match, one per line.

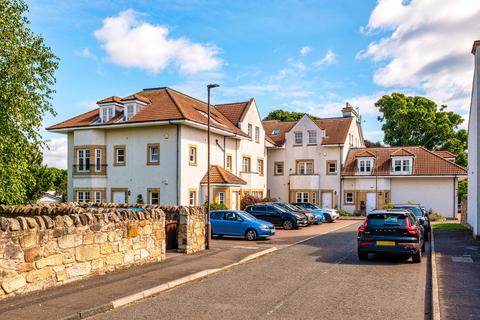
left=259, top=225, right=269, bottom=229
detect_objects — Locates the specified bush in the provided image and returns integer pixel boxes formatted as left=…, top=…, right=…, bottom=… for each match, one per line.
left=428, top=212, right=446, bottom=222
left=337, top=209, right=353, bottom=216
left=240, top=195, right=277, bottom=210
left=203, top=201, right=227, bottom=212
left=383, top=202, right=394, bottom=209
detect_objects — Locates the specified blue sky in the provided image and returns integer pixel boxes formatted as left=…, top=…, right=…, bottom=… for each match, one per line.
left=28, top=0, right=479, bottom=168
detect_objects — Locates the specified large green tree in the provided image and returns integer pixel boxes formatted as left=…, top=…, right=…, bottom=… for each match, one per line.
left=264, top=109, right=319, bottom=122
left=0, top=0, right=59, bottom=204
left=375, top=93, right=467, bottom=167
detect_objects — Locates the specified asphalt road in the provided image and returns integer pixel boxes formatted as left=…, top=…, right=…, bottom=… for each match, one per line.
left=93, top=223, right=431, bottom=320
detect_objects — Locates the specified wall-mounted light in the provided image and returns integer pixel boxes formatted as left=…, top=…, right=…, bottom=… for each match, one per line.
left=127, top=190, right=131, bottom=196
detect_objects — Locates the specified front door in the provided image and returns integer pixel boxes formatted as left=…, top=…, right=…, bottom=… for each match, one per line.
left=322, top=192, right=332, bottom=209
left=366, top=192, right=376, bottom=213
left=231, top=192, right=238, bottom=210
left=113, top=191, right=126, bottom=204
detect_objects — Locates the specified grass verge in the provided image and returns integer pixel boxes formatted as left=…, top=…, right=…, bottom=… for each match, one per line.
left=432, top=223, right=468, bottom=231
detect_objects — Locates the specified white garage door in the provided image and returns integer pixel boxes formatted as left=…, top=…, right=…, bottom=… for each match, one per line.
left=113, top=192, right=126, bottom=204
left=322, top=192, right=332, bottom=209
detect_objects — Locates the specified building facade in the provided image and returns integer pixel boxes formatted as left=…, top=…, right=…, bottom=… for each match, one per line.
left=48, top=87, right=266, bottom=209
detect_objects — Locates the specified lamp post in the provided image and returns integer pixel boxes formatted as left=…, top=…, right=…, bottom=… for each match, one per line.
left=206, top=83, right=219, bottom=250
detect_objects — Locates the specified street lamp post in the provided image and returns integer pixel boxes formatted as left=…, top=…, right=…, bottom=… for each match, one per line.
left=206, top=83, right=219, bottom=250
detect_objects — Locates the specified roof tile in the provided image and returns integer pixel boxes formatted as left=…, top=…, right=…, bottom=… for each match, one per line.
left=200, top=165, right=247, bottom=185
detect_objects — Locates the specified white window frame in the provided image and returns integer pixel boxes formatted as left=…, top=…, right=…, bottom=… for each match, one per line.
left=242, top=157, right=251, bottom=173
left=189, top=190, right=196, bottom=206
left=149, top=146, right=159, bottom=163
left=149, top=191, right=159, bottom=205
left=294, top=132, right=303, bottom=145
left=94, top=191, right=102, bottom=203
left=226, top=154, right=232, bottom=170
left=312, top=192, right=317, bottom=204
left=297, top=160, right=314, bottom=175
left=357, top=158, right=373, bottom=175
left=95, top=149, right=101, bottom=172
left=219, top=191, right=225, bottom=205
left=327, top=161, right=337, bottom=174
left=257, top=159, right=264, bottom=175
left=126, top=104, right=134, bottom=120
left=77, top=191, right=90, bottom=203
left=248, top=124, right=253, bottom=139
left=392, top=157, right=412, bottom=174
left=116, top=148, right=125, bottom=164
left=345, top=192, right=354, bottom=204
left=188, top=146, right=197, bottom=165
left=274, top=162, right=284, bottom=175
left=77, top=149, right=90, bottom=172
left=255, top=126, right=260, bottom=143
left=308, top=130, right=317, bottom=144
left=271, top=128, right=280, bottom=136
left=101, top=107, right=113, bottom=122
left=296, top=192, right=309, bottom=203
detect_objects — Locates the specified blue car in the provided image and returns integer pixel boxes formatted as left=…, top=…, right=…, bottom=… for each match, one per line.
left=292, top=202, right=326, bottom=224
left=210, top=210, right=275, bottom=241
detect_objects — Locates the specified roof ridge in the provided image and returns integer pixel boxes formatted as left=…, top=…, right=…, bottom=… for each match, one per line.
left=165, top=87, right=208, bottom=106
left=165, top=88, right=187, bottom=119
left=420, top=146, right=467, bottom=172
left=216, top=165, right=228, bottom=182
left=216, top=101, right=250, bottom=106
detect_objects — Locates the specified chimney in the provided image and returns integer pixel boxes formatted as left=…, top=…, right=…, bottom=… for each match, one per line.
left=342, top=102, right=359, bottom=118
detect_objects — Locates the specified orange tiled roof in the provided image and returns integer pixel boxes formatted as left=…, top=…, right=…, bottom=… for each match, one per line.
left=390, top=148, right=415, bottom=157
left=342, top=146, right=467, bottom=176
left=200, top=165, right=247, bottom=185
left=215, top=100, right=251, bottom=126
left=96, top=96, right=122, bottom=104
left=434, top=151, right=456, bottom=159
left=355, top=150, right=376, bottom=158
left=47, top=88, right=248, bottom=137
left=262, top=116, right=353, bottom=146
left=120, top=94, right=151, bottom=104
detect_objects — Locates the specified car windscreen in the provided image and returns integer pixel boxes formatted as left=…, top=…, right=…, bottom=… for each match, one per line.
left=395, top=206, right=423, bottom=217
left=367, top=214, right=407, bottom=227
left=238, top=211, right=257, bottom=221
left=271, top=204, right=287, bottom=213
left=283, top=203, right=301, bottom=211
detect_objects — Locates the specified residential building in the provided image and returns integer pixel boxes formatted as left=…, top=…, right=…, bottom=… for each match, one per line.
left=468, top=40, right=480, bottom=238
left=47, top=87, right=266, bottom=209
left=263, top=104, right=365, bottom=208
left=342, top=147, right=467, bottom=217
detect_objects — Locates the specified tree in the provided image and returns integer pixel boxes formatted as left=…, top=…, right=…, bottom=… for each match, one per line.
left=0, top=0, right=59, bottom=204
left=375, top=93, right=467, bottom=167
left=25, top=167, right=67, bottom=201
left=264, top=109, right=319, bottom=121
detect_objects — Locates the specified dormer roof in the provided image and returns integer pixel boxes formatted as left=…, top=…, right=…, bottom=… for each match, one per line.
left=96, top=96, right=122, bottom=105
left=120, top=94, right=151, bottom=104
left=355, top=150, right=376, bottom=158
left=390, top=148, right=415, bottom=157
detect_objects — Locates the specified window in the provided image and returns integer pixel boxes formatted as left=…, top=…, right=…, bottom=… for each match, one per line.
left=296, top=192, right=309, bottom=203
left=259, top=191, right=264, bottom=198
left=189, top=190, right=197, bottom=206
left=147, top=144, right=160, bottom=165
left=358, top=159, right=373, bottom=174
left=297, top=160, right=314, bottom=175
left=312, top=192, right=317, bottom=204
left=248, top=124, right=253, bottom=139
left=255, top=126, right=260, bottom=143
left=242, top=157, right=251, bottom=173
left=77, top=191, right=90, bottom=203
left=226, top=154, right=232, bottom=171
left=257, top=159, right=264, bottom=175
left=271, top=128, right=280, bottom=136
left=392, top=158, right=412, bottom=174
left=274, top=162, right=284, bottom=175
left=94, top=191, right=102, bottom=203
left=327, top=160, right=337, bottom=175
left=345, top=192, right=354, bottom=204
left=308, top=130, right=317, bottom=144
left=126, top=104, right=134, bottom=120
left=148, top=189, right=160, bottom=205
left=219, top=191, right=225, bottom=204
left=101, top=107, right=113, bottom=122
left=77, top=149, right=90, bottom=172
left=294, top=132, right=303, bottom=145
left=114, top=146, right=125, bottom=166
left=95, top=149, right=102, bottom=172
left=188, top=145, right=197, bottom=165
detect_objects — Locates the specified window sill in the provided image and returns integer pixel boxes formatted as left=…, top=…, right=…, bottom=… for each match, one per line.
left=189, top=162, right=198, bottom=166
left=273, top=173, right=284, bottom=176
left=146, top=162, right=160, bottom=166
left=307, top=143, right=317, bottom=146
left=113, top=163, right=126, bottom=167
left=293, top=144, right=303, bottom=147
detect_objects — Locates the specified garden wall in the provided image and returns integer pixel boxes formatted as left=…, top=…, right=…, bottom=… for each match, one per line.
left=0, top=203, right=206, bottom=299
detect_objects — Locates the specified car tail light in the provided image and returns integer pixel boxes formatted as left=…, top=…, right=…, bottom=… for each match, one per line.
left=399, top=243, right=416, bottom=247
left=359, top=241, right=372, bottom=247
left=358, top=220, right=367, bottom=233
left=405, top=217, right=418, bottom=235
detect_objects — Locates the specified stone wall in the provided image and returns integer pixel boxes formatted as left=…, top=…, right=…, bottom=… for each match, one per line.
left=0, top=207, right=166, bottom=299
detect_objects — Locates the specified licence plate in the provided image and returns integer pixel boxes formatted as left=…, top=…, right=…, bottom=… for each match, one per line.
left=376, top=241, right=395, bottom=246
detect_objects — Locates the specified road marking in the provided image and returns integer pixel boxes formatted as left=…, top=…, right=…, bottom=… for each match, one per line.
left=232, top=246, right=259, bottom=250
left=451, top=256, right=473, bottom=263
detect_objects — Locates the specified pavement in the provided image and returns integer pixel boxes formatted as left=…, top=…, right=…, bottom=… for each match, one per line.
left=0, top=220, right=357, bottom=320
left=92, top=222, right=431, bottom=320
left=433, top=228, right=480, bottom=320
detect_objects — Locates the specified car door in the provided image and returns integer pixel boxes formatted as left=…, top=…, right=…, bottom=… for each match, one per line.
left=223, top=211, right=243, bottom=236
left=266, top=205, right=283, bottom=225
left=251, top=205, right=266, bottom=221
left=210, top=211, right=225, bottom=235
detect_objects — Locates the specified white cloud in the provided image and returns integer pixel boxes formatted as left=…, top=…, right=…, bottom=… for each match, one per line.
left=363, top=130, right=384, bottom=141
left=358, top=0, right=480, bottom=113
left=314, top=49, right=337, bottom=66
left=94, top=9, right=222, bottom=74
left=42, top=138, right=68, bottom=169
left=76, top=48, right=98, bottom=61
left=300, top=46, right=312, bottom=56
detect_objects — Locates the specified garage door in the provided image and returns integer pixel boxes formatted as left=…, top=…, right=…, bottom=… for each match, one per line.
left=113, top=191, right=126, bottom=204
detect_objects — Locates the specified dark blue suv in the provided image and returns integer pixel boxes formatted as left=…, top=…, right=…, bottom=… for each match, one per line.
left=245, top=203, right=308, bottom=230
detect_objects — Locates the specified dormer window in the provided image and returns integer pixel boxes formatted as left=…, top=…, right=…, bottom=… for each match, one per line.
left=357, top=158, right=373, bottom=175
left=392, top=158, right=412, bottom=174
left=271, top=128, right=280, bottom=136
left=101, top=107, right=114, bottom=122
left=126, top=104, right=134, bottom=120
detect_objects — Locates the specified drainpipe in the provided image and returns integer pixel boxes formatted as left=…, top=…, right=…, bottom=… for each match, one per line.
left=176, top=124, right=180, bottom=205
left=339, top=146, right=343, bottom=209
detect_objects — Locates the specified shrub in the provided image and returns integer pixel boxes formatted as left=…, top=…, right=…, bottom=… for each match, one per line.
left=337, top=209, right=353, bottom=216
left=203, top=201, right=227, bottom=212
left=383, top=202, right=394, bottom=209
left=240, top=195, right=277, bottom=210
left=428, top=212, right=446, bottom=222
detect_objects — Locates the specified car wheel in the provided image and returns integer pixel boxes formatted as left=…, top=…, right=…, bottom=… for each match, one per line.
left=358, top=250, right=368, bottom=260
left=245, top=229, right=257, bottom=241
left=412, top=250, right=422, bottom=263
left=282, top=220, right=294, bottom=230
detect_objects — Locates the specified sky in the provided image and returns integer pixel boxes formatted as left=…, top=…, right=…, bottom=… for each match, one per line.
left=27, top=0, right=480, bottom=169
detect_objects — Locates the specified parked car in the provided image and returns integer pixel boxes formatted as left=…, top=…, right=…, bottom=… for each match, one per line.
left=357, top=209, right=425, bottom=263
left=321, top=208, right=339, bottom=222
left=210, top=210, right=275, bottom=241
left=292, top=202, right=325, bottom=224
left=393, top=204, right=430, bottom=240
left=245, top=204, right=308, bottom=230
left=272, top=202, right=316, bottom=225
